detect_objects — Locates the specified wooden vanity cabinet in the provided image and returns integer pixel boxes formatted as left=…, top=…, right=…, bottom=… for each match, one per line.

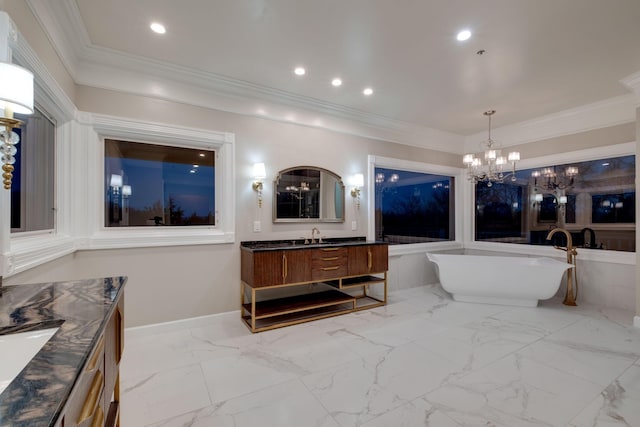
left=56, top=292, right=124, bottom=427
left=241, top=243, right=388, bottom=332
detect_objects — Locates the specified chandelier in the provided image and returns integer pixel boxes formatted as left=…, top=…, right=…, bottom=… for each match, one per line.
left=463, top=110, right=520, bottom=186
left=531, top=166, right=578, bottom=191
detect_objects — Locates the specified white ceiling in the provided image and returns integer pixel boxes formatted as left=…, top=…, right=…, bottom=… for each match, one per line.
left=29, top=0, right=640, bottom=137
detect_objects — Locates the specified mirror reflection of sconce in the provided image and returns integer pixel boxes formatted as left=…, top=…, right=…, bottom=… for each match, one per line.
left=122, top=184, right=132, bottom=198
left=110, top=173, right=122, bottom=195
left=350, top=173, right=364, bottom=209
left=532, top=192, right=543, bottom=207
left=252, top=162, right=266, bottom=207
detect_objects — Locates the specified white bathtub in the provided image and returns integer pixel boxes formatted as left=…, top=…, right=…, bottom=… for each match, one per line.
left=426, top=253, right=574, bottom=307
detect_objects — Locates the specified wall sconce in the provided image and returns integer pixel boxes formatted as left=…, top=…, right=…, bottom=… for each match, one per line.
left=252, top=162, right=266, bottom=207
left=122, top=184, right=132, bottom=198
left=350, top=173, right=364, bottom=209
left=0, top=62, right=34, bottom=190
left=110, top=173, right=123, bottom=195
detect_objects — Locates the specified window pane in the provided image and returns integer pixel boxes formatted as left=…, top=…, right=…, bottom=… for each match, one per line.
left=11, top=107, right=56, bottom=233
left=105, top=139, right=215, bottom=227
left=374, top=167, right=454, bottom=244
left=474, top=155, right=635, bottom=251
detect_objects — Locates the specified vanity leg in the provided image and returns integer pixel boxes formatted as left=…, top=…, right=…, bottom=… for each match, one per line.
left=240, top=282, right=245, bottom=316
left=251, top=288, right=256, bottom=332
left=383, top=272, right=388, bottom=304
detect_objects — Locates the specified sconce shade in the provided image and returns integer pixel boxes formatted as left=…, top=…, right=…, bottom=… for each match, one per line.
left=534, top=193, right=543, bottom=202
left=122, top=185, right=132, bottom=196
left=253, top=162, right=266, bottom=179
left=353, top=173, right=364, bottom=188
left=0, top=63, right=34, bottom=115
left=110, top=174, right=123, bottom=188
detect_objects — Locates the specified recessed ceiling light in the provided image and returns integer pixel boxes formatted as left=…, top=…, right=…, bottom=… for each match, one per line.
left=456, top=29, right=472, bottom=41
left=294, top=67, right=306, bottom=76
left=331, top=78, right=342, bottom=87
left=199, top=153, right=205, bottom=157
left=363, top=87, right=373, bottom=96
left=150, top=22, right=166, bottom=34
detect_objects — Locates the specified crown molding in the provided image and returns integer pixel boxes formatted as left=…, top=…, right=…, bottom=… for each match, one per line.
left=463, top=94, right=636, bottom=153
left=25, top=0, right=639, bottom=155
left=621, top=70, right=640, bottom=105
left=25, top=0, right=463, bottom=153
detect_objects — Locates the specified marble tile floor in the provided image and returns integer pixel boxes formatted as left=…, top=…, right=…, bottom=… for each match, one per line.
left=120, top=284, right=640, bottom=427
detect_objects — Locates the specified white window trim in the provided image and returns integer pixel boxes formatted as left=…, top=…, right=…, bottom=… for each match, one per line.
left=78, top=113, right=236, bottom=250
left=465, top=141, right=636, bottom=265
left=367, top=155, right=465, bottom=256
left=2, top=20, right=77, bottom=277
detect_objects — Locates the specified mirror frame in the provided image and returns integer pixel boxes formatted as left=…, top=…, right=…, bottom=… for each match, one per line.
left=273, top=166, right=345, bottom=223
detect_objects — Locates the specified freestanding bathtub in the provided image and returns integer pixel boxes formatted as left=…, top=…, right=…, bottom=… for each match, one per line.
left=426, top=253, right=574, bottom=307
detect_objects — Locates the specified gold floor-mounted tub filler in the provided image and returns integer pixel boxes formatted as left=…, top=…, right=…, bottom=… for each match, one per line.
left=546, top=227, right=578, bottom=306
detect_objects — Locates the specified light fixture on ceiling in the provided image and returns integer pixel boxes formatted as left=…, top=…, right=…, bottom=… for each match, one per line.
left=331, top=78, right=342, bottom=87
left=294, top=67, right=306, bottom=76
left=456, top=29, right=472, bottom=41
left=463, top=110, right=520, bottom=186
left=0, top=62, right=34, bottom=190
left=363, top=87, right=373, bottom=96
left=150, top=22, right=166, bottom=34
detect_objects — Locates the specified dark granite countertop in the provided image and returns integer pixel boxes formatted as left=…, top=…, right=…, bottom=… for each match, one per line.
left=241, top=236, right=387, bottom=252
left=0, top=276, right=127, bottom=427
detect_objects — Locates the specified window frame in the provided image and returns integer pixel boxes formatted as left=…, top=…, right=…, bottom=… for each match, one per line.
left=85, top=114, right=235, bottom=249
left=465, top=142, right=636, bottom=265
left=367, top=155, right=464, bottom=256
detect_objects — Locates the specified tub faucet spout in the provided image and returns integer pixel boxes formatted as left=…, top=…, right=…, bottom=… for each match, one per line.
left=546, top=228, right=578, bottom=306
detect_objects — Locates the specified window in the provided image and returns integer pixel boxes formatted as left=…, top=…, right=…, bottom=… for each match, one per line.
left=104, top=139, right=215, bottom=227
left=374, top=167, right=455, bottom=244
left=11, top=106, right=55, bottom=233
left=475, top=154, right=635, bottom=251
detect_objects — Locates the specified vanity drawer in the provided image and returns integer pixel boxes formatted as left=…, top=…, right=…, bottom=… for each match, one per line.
left=311, top=248, right=348, bottom=280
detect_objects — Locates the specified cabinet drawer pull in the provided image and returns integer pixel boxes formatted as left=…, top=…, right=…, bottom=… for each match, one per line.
left=91, top=405, right=104, bottom=427
left=368, top=250, right=372, bottom=270
left=87, top=335, right=104, bottom=371
left=321, top=266, right=340, bottom=271
left=282, top=254, right=288, bottom=280
left=78, top=370, right=104, bottom=424
left=320, top=256, right=339, bottom=261
left=320, top=247, right=340, bottom=252
left=116, top=307, right=124, bottom=364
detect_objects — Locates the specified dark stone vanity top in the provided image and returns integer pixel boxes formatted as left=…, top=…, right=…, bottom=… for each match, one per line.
left=0, top=276, right=127, bottom=427
left=241, top=236, right=387, bottom=252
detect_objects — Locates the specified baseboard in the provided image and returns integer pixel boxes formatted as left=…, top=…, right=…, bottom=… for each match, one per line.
left=125, top=310, right=241, bottom=339
left=634, top=316, right=640, bottom=329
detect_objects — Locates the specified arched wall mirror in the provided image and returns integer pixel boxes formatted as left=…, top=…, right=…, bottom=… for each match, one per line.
left=273, top=166, right=345, bottom=223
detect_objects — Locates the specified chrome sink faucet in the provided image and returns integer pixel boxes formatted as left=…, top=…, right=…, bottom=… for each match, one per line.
left=311, top=227, right=320, bottom=244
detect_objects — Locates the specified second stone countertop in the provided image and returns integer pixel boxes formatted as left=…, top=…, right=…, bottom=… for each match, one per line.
left=0, top=276, right=127, bottom=427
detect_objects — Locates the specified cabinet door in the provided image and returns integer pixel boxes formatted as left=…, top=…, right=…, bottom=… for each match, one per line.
left=253, top=250, right=311, bottom=287
left=348, top=245, right=388, bottom=275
